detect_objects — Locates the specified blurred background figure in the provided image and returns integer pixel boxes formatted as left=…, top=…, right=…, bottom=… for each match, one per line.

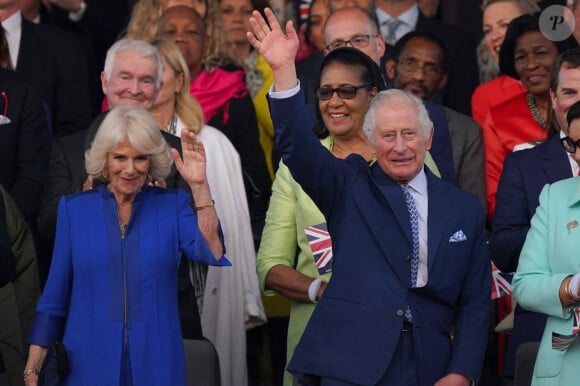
left=0, top=184, right=40, bottom=385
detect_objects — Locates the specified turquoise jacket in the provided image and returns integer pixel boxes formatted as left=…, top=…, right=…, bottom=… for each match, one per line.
left=513, top=177, right=580, bottom=385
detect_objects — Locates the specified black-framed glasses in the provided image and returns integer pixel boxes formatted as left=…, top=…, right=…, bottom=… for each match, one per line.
left=316, top=83, right=373, bottom=100
left=561, top=136, right=580, bottom=153
left=325, top=34, right=378, bottom=51
left=398, top=58, right=442, bottom=77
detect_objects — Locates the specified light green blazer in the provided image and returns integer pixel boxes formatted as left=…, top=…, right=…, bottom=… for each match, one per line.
left=513, top=177, right=580, bottom=385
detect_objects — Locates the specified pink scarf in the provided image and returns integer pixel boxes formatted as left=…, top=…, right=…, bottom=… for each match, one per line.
left=190, top=67, right=249, bottom=125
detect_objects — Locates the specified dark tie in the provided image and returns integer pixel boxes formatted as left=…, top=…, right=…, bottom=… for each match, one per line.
left=401, top=184, right=419, bottom=321
left=383, top=18, right=403, bottom=46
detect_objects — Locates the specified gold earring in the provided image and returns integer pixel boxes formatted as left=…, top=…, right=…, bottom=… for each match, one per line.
left=147, top=173, right=153, bottom=183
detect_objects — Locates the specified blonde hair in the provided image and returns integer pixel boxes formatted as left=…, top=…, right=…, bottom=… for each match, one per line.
left=125, top=0, right=236, bottom=71
left=152, top=38, right=205, bottom=133
left=85, top=106, right=173, bottom=180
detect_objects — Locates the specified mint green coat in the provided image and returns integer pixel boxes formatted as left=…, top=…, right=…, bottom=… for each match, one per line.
left=513, top=177, right=580, bottom=386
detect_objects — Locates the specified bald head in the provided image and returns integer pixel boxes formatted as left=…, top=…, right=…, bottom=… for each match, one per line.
left=323, top=6, right=385, bottom=65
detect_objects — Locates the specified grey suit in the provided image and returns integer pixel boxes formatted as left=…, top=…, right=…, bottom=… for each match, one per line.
left=442, top=106, right=486, bottom=212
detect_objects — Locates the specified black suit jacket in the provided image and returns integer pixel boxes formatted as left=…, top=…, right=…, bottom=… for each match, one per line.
left=0, top=69, right=49, bottom=221
left=16, top=19, right=92, bottom=138
left=491, top=134, right=572, bottom=377
left=415, top=11, right=478, bottom=116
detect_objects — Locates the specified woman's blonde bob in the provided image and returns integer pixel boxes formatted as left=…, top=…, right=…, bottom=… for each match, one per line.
left=85, top=106, right=173, bottom=180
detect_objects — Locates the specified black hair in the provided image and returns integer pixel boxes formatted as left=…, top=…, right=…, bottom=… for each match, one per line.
left=499, top=13, right=578, bottom=79
left=313, top=47, right=387, bottom=137
left=391, top=31, right=448, bottom=74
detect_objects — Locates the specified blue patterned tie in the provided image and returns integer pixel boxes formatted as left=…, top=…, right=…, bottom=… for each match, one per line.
left=401, top=184, right=419, bottom=321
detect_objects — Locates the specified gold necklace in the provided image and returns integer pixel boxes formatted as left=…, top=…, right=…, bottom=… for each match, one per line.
left=526, top=92, right=546, bottom=128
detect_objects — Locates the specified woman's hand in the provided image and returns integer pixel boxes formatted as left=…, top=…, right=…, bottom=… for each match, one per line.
left=171, top=131, right=207, bottom=187
left=247, top=7, right=299, bottom=92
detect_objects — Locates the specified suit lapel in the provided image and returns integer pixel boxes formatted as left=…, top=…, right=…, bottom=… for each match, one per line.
left=425, top=171, right=451, bottom=271
left=543, top=135, right=574, bottom=183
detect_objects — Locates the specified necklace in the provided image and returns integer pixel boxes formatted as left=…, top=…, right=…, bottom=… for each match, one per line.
left=526, top=92, right=546, bottom=128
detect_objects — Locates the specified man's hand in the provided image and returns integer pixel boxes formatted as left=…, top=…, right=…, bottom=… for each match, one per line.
left=434, top=373, right=471, bottom=386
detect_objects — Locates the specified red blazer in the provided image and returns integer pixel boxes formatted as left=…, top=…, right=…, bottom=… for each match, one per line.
left=471, top=75, right=525, bottom=127
left=482, top=92, right=548, bottom=223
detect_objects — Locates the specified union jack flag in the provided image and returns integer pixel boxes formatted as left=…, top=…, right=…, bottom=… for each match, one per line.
left=491, top=262, right=512, bottom=300
left=305, top=223, right=333, bottom=275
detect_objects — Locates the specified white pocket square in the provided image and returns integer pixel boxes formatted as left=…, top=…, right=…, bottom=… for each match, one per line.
left=449, top=230, right=467, bottom=242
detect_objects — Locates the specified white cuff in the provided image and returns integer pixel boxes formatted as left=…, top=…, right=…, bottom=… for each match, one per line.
left=308, top=278, right=322, bottom=303
left=68, top=1, right=87, bottom=22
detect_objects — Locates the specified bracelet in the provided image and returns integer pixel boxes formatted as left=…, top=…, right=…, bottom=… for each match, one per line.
left=308, top=279, right=322, bottom=303
left=195, top=199, right=215, bottom=211
left=23, top=368, right=40, bottom=381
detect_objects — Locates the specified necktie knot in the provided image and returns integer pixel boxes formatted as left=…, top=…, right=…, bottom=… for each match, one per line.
left=383, top=18, right=403, bottom=45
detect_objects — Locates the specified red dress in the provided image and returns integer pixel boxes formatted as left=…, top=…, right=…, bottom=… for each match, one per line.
left=482, top=92, right=548, bottom=224
left=471, top=75, right=526, bottom=127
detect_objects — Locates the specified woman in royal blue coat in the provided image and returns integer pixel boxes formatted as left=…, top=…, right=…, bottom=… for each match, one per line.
left=23, top=106, right=230, bottom=386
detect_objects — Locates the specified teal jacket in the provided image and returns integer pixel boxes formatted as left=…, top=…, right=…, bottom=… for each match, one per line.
left=513, top=177, right=580, bottom=385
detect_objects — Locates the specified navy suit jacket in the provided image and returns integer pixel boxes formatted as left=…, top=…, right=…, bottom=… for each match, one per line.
left=271, top=89, right=490, bottom=385
left=490, top=133, right=572, bottom=377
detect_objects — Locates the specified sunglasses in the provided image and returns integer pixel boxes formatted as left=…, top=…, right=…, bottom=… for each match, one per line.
left=316, top=84, right=373, bottom=100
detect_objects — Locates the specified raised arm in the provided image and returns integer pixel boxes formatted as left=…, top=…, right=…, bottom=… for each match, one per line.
left=247, top=7, right=299, bottom=92
left=172, top=131, right=222, bottom=259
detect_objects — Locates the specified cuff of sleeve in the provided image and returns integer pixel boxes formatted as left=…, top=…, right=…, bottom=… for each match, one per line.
left=68, top=1, right=87, bottom=22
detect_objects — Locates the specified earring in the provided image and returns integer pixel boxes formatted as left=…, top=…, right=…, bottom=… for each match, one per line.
left=102, top=170, right=108, bottom=180
left=147, top=173, right=153, bottom=183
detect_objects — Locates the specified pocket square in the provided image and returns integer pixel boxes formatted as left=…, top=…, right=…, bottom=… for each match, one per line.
left=449, top=230, right=467, bottom=242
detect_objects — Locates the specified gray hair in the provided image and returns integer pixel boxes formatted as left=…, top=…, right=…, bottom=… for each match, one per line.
left=362, top=89, right=433, bottom=145
left=103, top=39, right=163, bottom=88
left=85, top=106, right=173, bottom=180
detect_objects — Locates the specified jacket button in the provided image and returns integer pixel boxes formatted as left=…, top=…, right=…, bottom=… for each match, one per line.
left=396, top=309, right=404, bottom=317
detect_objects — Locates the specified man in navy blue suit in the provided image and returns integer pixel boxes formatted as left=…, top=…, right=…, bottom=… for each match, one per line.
left=249, top=8, right=490, bottom=385
left=491, top=48, right=580, bottom=384
left=297, top=5, right=456, bottom=182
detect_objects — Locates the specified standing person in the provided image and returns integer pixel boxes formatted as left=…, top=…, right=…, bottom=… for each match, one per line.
left=471, top=0, right=539, bottom=127
left=511, top=100, right=580, bottom=386
left=386, top=31, right=487, bottom=211
left=249, top=8, right=491, bottom=385
left=491, top=48, right=580, bottom=384
left=257, top=47, right=386, bottom=386
left=0, top=0, right=92, bottom=138
left=23, top=106, right=229, bottom=386
left=0, top=184, right=40, bottom=385
left=150, top=38, right=266, bottom=386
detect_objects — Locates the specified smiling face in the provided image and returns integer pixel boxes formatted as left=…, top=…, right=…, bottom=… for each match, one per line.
left=483, top=1, right=523, bottom=63
left=372, top=101, right=433, bottom=184
left=220, top=0, right=253, bottom=46
left=106, top=139, right=151, bottom=201
left=101, top=50, right=160, bottom=109
left=513, top=31, right=559, bottom=98
left=318, top=62, right=376, bottom=139
left=551, top=64, right=580, bottom=134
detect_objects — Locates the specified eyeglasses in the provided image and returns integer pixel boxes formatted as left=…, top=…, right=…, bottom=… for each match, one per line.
left=398, top=58, right=442, bottom=77
left=561, top=136, right=580, bottom=153
left=316, top=83, right=373, bottom=100
left=325, top=34, right=378, bottom=52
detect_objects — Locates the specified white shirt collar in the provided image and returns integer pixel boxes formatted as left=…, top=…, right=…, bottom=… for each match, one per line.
left=375, top=3, right=419, bottom=30
left=2, top=10, right=22, bottom=68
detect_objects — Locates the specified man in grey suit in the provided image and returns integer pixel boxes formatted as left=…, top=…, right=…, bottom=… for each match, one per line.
left=386, top=30, right=486, bottom=211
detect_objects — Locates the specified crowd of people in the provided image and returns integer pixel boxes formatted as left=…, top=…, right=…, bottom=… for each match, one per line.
left=2, top=0, right=580, bottom=385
